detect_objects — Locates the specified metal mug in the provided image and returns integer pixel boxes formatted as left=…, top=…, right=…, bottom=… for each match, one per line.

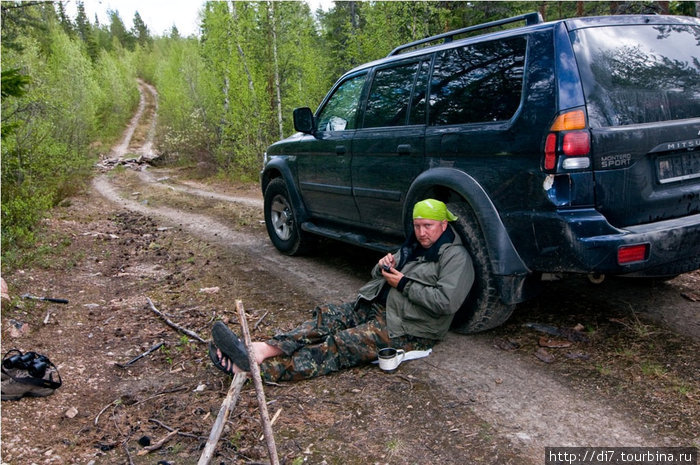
left=377, top=347, right=405, bottom=373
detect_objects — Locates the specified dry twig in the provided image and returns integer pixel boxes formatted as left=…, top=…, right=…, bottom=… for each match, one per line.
left=149, top=418, right=206, bottom=440
left=253, top=311, right=269, bottom=330
left=146, top=297, right=206, bottom=343
left=237, top=299, right=280, bottom=465
left=94, top=398, right=119, bottom=426
left=136, top=430, right=179, bottom=456
left=115, top=342, right=164, bottom=368
left=197, top=372, right=248, bottom=465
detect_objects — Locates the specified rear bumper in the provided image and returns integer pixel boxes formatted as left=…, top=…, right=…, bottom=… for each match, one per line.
left=536, top=209, right=700, bottom=276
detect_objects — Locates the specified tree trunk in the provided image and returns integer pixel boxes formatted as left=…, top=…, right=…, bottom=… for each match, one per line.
left=230, top=2, right=256, bottom=98
left=230, top=1, right=263, bottom=144
left=268, top=1, right=284, bottom=140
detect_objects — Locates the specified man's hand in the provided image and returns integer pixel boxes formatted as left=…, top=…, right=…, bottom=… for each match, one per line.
left=379, top=254, right=403, bottom=288
left=382, top=267, right=404, bottom=288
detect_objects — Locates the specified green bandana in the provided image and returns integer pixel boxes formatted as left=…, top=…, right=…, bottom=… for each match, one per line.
left=412, top=199, right=458, bottom=222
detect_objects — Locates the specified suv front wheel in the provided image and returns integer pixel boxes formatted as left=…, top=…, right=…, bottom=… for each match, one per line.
left=448, top=202, right=516, bottom=333
left=264, top=178, right=313, bottom=256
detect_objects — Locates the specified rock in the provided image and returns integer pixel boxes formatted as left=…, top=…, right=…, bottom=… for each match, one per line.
left=493, top=337, right=520, bottom=351
left=1, top=277, right=9, bottom=301
left=65, top=407, right=78, bottom=419
left=8, top=319, right=29, bottom=338
left=534, top=347, right=555, bottom=363
left=199, top=286, right=220, bottom=294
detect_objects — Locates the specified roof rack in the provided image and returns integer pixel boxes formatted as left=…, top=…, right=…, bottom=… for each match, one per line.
left=387, top=12, right=544, bottom=57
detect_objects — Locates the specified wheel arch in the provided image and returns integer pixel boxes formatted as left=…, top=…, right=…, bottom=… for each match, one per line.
left=405, top=167, right=530, bottom=279
left=261, top=159, right=310, bottom=223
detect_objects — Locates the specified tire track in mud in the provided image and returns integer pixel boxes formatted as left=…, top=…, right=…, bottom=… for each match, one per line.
left=109, top=79, right=149, bottom=158
left=137, top=169, right=263, bottom=209
left=93, top=175, right=362, bottom=304
left=93, top=80, right=682, bottom=464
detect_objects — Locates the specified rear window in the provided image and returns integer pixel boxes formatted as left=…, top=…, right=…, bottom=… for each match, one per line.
left=571, top=24, right=700, bottom=128
left=429, top=37, right=526, bottom=125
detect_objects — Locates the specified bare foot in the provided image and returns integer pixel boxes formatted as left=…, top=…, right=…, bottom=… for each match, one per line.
left=216, top=343, right=283, bottom=374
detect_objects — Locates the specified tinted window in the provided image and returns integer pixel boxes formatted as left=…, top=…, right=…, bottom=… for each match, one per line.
left=363, top=62, right=419, bottom=128
left=408, top=60, right=431, bottom=125
left=572, top=24, right=700, bottom=127
left=316, top=74, right=367, bottom=131
left=429, top=37, right=526, bottom=125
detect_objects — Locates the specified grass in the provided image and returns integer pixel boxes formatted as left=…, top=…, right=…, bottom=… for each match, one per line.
left=640, top=361, right=667, bottom=378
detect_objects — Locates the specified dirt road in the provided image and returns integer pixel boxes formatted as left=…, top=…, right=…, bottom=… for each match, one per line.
left=2, top=81, right=697, bottom=464
left=93, top=169, right=699, bottom=460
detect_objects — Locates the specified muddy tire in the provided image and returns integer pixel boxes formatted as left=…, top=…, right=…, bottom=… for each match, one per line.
left=448, top=202, right=515, bottom=333
left=264, top=178, right=313, bottom=256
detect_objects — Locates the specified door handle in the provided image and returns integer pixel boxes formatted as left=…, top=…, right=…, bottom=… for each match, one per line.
left=397, top=144, right=411, bottom=155
left=336, top=145, right=347, bottom=155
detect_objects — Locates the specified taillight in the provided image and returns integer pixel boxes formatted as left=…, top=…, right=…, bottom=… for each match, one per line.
left=544, top=109, right=591, bottom=171
left=618, top=244, right=649, bottom=264
left=562, top=132, right=590, bottom=156
left=544, top=134, right=557, bottom=170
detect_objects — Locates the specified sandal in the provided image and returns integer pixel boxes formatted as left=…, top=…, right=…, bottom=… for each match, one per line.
left=2, top=349, right=62, bottom=401
left=208, top=342, right=236, bottom=375
left=211, top=321, right=250, bottom=372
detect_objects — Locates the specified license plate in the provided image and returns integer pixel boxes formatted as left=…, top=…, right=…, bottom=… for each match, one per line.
left=657, top=151, right=700, bottom=184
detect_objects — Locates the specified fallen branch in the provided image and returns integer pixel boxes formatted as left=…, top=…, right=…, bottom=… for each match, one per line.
left=259, top=408, right=282, bottom=441
left=115, top=342, right=164, bottom=368
left=134, top=384, right=188, bottom=406
left=197, top=372, right=248, bottom=465
left=122, top=434, right=135, bottom=465
left=136, top=430, right=179, bottom=456
left=94, top=398, right=119, bottom=426
left=237, top=300, right=280, bottom=465
left=149, top=418, right=206, bottom=440
left=253, top=311, right=269, bottom=331
left=146, top=297, right=206, bottom=344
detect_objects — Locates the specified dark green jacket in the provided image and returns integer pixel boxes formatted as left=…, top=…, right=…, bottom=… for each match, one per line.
left=356, top=226, right=473, bottom=340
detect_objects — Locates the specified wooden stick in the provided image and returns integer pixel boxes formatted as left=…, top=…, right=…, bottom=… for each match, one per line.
left=122, top=434, right=135, bottom=465
left=149, top=418, right=206, bottom=440
left=197, top=372, right=247, bottom=465
left=236, top=299, right=280, bottom=465
left=259, top=408, right=283, bottom=441
left=136, top=430, right=179, bottom=456
left=146, top=297, right=206, bottom=344
left=115, top=342, right=164, bottom=368
left=253, top=310, right=269, bottom=330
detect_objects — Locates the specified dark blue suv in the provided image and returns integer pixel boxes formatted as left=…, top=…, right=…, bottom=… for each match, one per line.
left=260, top=13, right=700, bottom=332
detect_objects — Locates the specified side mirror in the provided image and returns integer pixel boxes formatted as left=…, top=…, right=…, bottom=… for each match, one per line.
left=293, top=107, right=315, bottom=134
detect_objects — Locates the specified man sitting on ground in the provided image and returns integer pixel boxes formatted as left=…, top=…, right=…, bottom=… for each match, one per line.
left=209, top=199, right=474, bottom=382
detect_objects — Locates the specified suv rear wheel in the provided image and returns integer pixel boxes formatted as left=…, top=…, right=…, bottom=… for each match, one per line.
left=448, top=202, right=516, bottom=333
left=264, top=178, right=313, bottom=256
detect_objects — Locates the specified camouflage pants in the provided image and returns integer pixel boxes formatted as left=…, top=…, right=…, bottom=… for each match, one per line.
left=259, top=301, right=436, bottom=382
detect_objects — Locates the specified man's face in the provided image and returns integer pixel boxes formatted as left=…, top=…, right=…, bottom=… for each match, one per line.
left=413, top=219, right=448, bottom=249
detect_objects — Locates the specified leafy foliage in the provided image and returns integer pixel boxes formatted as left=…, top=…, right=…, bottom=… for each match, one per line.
left=1, top=2, right=138, bottom=262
